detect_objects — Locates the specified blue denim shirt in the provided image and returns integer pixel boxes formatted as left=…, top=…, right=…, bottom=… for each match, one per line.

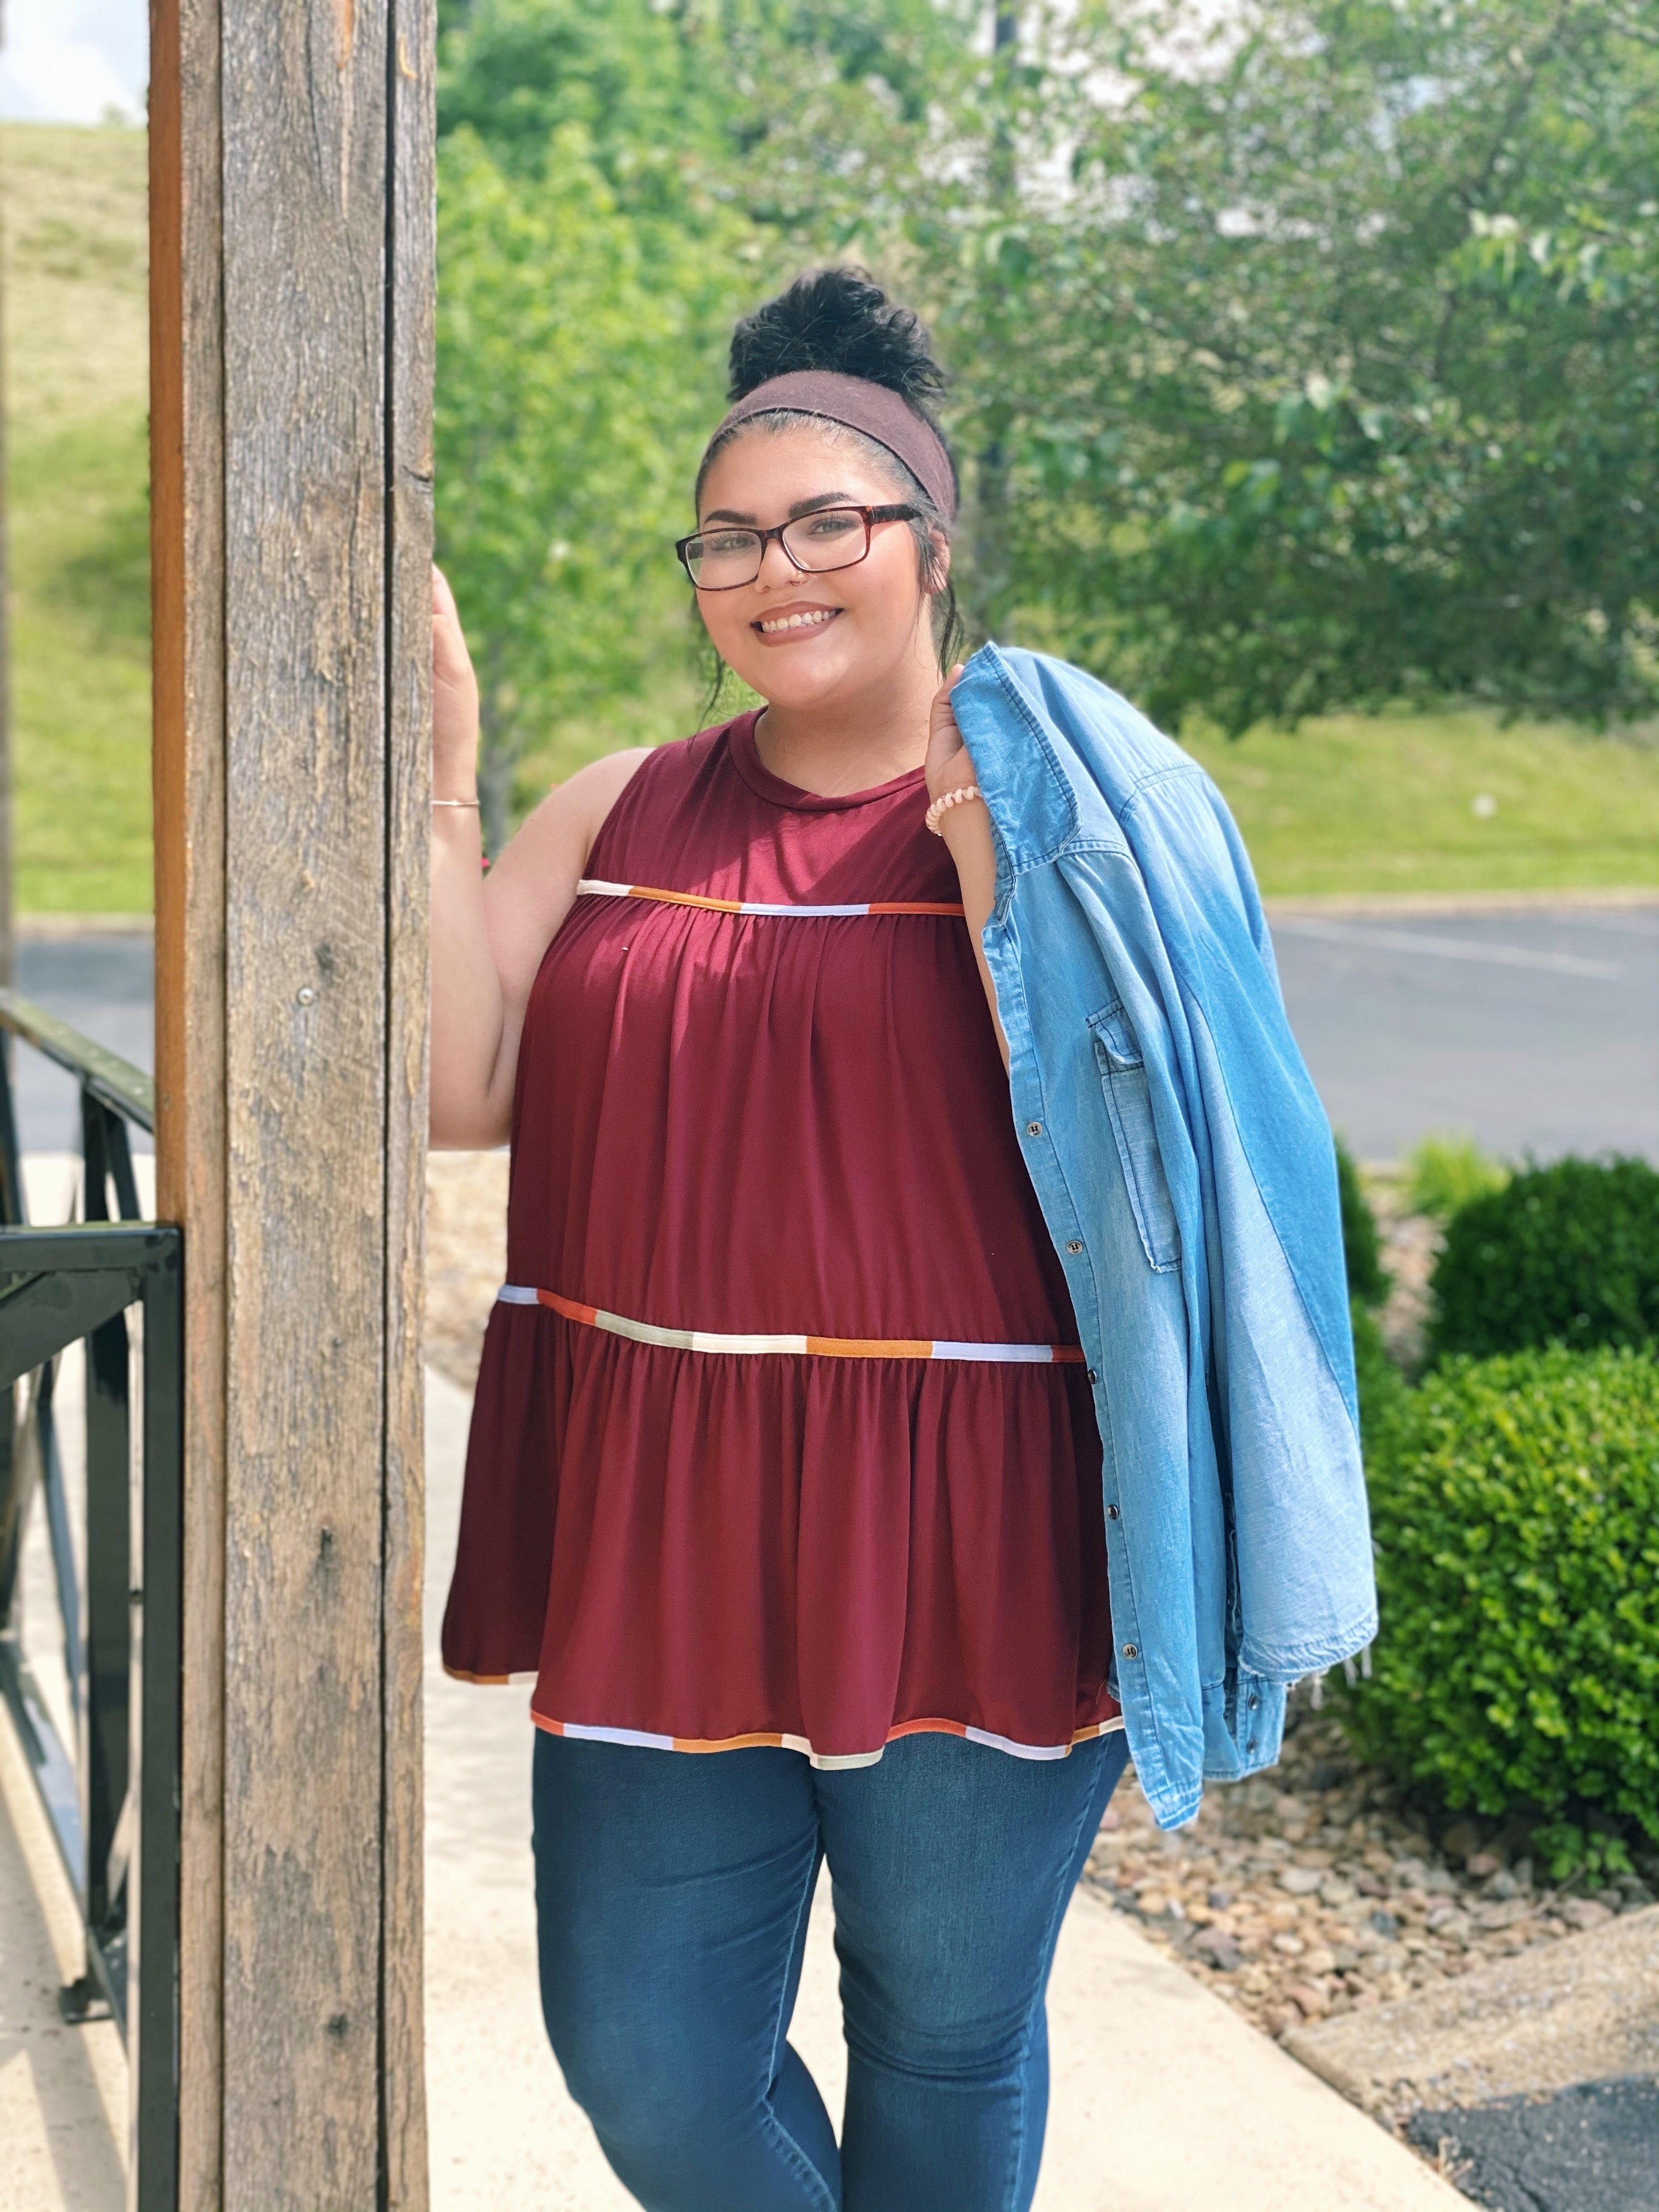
left=952, top=645, right=1378, bottom=1829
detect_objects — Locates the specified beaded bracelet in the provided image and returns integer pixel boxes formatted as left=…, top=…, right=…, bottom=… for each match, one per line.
left=924, top=783, right=985, bottom=837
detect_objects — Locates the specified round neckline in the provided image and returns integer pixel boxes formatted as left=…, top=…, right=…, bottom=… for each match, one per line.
left=726, top=708, right=928, bottom=813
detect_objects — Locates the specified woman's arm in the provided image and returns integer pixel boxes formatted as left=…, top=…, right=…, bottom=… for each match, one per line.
left=429, top=567, right=648, bottom=1147
left=925, top=665, right=1009, bottom=1069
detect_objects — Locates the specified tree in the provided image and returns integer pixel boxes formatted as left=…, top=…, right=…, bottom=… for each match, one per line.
left=922, top=0, right=1659, bottom=733
left=435, top=1, right=1659, bottom=763
left=435, top=119, right=749, bottom=847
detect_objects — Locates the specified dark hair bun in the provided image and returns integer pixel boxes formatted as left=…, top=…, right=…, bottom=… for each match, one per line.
left=728, top=268, right=947, bottom=417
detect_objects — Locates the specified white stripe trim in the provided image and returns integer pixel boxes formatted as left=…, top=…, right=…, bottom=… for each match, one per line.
left=496, top=1283, right=540, bottom=1305
left=575, top=879, right=944, bottom=921
left=930, top=1339, right=1057, bottom=1364
left=964, top=1725, right=1073, bottom=1760
left=595, top=1306, right=812, bottom=1357
left=737, top=902, right=878, bottom=918
left=561, top=1722, right=678, bottom=1751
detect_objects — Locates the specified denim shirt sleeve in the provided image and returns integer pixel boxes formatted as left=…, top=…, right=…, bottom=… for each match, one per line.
left=953, top=645, right=1378, bottom=1831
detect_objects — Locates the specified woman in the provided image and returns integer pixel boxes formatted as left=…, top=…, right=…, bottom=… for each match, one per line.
left=430, top=268, right=1375, bottom=2211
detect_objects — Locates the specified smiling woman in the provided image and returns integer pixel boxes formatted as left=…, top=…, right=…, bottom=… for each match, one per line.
left=427, top=268, right=1132, bottom=2211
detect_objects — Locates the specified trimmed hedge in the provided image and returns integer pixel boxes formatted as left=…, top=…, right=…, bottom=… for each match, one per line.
left=1351, top=1295, right=1406, bottom=1444
left=1429, top=1155, right=1659, bottom=1363
left=1340, top=1345, right=1659, bottom=1842
left=1336, top=1137, right=1390, bottom=1308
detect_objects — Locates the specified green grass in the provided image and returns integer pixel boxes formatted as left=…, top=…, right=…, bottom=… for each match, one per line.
left=5, top=122, right=153, bottom=913
left=11, top=411, right=153, bottom=911
left=1181, top=710, right=1659, bottom=897
left=5, top=120, right=1657, bottom=912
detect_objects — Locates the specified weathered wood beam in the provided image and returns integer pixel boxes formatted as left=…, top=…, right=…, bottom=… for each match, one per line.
left=150, top=0, right=432, bottom=2202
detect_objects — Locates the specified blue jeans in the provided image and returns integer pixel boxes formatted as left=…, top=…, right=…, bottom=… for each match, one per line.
left=532, top=1725, right=1130, bottom=2212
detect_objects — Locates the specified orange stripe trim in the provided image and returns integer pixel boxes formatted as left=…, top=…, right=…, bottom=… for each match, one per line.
left=540, top=1289, right=599, bottom=1325
left=866, top=900, right=969, bottom=916
left=804, top=1334, right=934, bottom=1359
left=627, top=883, right=748, bottom=912
left=672, top=1731, right=786, bottom=1752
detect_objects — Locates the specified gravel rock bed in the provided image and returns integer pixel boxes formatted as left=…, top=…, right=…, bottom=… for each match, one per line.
left=1369, top=1175, right=1440, bottom=1370
left=1080, top=1695, right=1658, bottom=2045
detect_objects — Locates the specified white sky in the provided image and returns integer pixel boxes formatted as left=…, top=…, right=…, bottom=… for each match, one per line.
left=0, top=0, right=146, bottom=125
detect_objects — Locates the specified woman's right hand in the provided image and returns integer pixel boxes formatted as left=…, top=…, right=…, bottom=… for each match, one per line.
left=432, top=566, right=480, bottom=798
left=428, top=553, right=653, bottom=1146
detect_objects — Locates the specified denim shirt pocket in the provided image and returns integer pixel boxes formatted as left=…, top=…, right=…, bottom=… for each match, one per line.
left=1087, top=1000, right=1182, bottom=1271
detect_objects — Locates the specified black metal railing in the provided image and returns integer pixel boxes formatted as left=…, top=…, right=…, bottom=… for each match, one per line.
left=0, top=984, right=181, bottom=2211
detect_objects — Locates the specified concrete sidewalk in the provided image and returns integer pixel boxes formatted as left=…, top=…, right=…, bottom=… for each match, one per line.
left=424, top=1367, right=1464, bottom=2211
left=0, top=1343, right=1470, bottom=2208
left=0, top=1700, right=128, bottom=2212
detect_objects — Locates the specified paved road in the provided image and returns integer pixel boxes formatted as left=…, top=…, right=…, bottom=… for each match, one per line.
left=7, top=906, right=1658, bottom=1166
left=1269, top=906, right=1659, bottom=1164
left=1406, top=2078, right=1659, bottom=2212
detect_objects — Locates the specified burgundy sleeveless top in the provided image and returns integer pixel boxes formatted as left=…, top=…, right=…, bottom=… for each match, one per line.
left=442, top=712, right=1120, bottom=1765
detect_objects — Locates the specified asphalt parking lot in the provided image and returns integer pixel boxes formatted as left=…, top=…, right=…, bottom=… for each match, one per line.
left=1267, top=904, right=1659, bottom=1165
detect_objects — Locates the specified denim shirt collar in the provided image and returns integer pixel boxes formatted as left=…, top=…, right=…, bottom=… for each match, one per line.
left=952, top=645, right=1146, bottom=893
left=951, top=646, right=1080, bottom=882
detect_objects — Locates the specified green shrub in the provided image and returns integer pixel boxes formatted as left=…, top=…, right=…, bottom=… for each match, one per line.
left=1335, top=1137, right=1390, bottom=1308
left=1351, top=1295, right=1407, bottom=1446
left=1528, top=1818, right=1636, bottom=1888
left=1405, top=1133, right=1509, bottom=1223
left=1429, top=1156, right=1659, bottom=1362
left=1340, top=1346, right=1659, bottom=1844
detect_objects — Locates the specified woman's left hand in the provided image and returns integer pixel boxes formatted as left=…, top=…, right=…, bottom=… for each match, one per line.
left=924, top=662, right=974, bottom=802
left=923, top=660, right=1008, bottom=1064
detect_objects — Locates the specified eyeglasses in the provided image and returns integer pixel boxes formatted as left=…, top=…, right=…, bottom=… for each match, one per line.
left=675, top=503, right=919, bottom=590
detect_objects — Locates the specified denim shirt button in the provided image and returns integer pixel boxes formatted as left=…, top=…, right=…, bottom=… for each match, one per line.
left=1025, top=1120, right=1043, bottom=1137
left=1121, top=1642, right=1138, bottom=1659
left=1105, top=1503, right=1119, bottom=1520
left=1065, top=1239, right=1083, bottom=1254
left=1086, top=1368, right=1099, bottom=1384
left=1248, top=1694, right=1259, bottom=1709
left=1246, top=1738, right=1257, bottom=1753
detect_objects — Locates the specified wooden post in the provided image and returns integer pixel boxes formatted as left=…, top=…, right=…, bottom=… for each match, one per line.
left=149, top=1, right=433, bottom=2204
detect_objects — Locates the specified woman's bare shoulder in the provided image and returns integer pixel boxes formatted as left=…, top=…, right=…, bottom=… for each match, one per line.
left=559, top=744, right=659, bottom=840
left=518, top=720, right=732, bottom=867
left=501, top=746, right=653, bottom=873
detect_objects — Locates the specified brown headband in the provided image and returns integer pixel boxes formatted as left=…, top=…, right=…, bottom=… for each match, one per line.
left=707, top=370, right=957, bottom=523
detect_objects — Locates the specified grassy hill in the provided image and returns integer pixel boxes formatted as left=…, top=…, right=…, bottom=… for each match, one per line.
left=4, top=122, right=153, bottom=913
left=1179, top=710, right=1659, bottom=898
left=4, top=120, right=1657, bottom=912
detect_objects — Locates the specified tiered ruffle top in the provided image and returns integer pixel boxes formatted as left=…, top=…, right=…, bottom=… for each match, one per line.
left=442, top=711, right=1120, bottom=1766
